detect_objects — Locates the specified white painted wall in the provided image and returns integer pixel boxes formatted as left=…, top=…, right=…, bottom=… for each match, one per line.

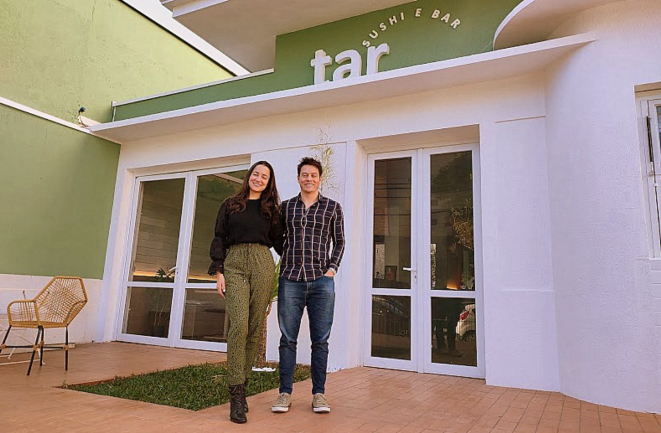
left=0, top=274, right=102, bottom=353
left=544, top=0, right=661, bottom=413
left=649, top=259, right=661, bottom=410
left=99, top=72, right=565, bottom=391
left=480, top=118, right=559, bottom=391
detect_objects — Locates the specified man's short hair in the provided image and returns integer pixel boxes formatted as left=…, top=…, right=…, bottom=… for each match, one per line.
left=297, top=157, right=323, bottom=177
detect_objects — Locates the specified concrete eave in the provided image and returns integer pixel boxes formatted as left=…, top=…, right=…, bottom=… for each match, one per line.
left=494, top=0, right=622, bottom=49
left=120, top=0, right=248, bottom=75
left=161, top=0, right=417, bottom=71
left=89, top=33, right=595, bottom=143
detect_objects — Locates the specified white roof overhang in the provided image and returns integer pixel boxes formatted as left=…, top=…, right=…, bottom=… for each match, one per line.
left=160, top=0, right=417, bottom=71
left=121, top=0, right=248, bottom=75
left=494, top=0, right=622, bottom=49
left=89, top=33, right=595, bottom=143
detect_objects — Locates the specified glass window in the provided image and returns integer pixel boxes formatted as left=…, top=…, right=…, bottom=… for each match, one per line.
left=430, top=152, right=475, bottom=291
left=371, top=295, right=411, bottom=360
left=643, top=101, right=661, bottom=256
left=123, top=286, right=173, bottom=338
left=182, top=289, right=229, bottom=342
left=187, top=170, right=247, bottom=283
left=657, top=105, right=661, bottom=143
left=431, top=297, right=477, bottom=366
left=129, top=179, right=185, bottom=282
left=372, top=158, right=412, bottom=289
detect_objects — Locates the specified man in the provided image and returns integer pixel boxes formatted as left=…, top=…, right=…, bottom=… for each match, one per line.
left=271, top=157, right=345, bottom=414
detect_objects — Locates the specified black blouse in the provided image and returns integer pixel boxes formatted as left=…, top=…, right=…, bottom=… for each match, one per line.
left=208, top=199, right=284, bottom=275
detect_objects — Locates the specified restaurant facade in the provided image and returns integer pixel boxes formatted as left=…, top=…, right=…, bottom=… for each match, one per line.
left=80, top=0, right=661, bottom=412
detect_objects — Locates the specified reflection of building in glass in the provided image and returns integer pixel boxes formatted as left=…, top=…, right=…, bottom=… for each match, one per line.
left=431, top=152, right=474, bottom=291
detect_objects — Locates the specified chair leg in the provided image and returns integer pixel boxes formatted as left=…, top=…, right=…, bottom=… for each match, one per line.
left=39, top=326, right=45, bottom=367
left=27, top=327, right=41, bottom=376
left=65, top=326, right=69, bottom=371
left=0, top=325, right=11, bottom=356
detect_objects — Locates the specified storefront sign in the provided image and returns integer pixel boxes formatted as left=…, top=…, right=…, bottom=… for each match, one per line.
left=311, top=43, right=390, bottom=84
left=311, top=6, right=462, bottom=85
left=363, top=8, right=461, bottom=48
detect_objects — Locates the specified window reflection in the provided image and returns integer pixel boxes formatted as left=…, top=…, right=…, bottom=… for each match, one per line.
left=188, top=170, right=247, bottom=283
left=372, top=158, right=412, bottom=290
left=182, top=289, right=229, bottom=342
left=130, top=179, right=185, bottom=283
left=124, top=286, right=173, bottom=338
left=430, top=152, right=475, bottom=291
left=431, top=298, right=476, bottom=366
left=371, top=295, right=411, bottom=360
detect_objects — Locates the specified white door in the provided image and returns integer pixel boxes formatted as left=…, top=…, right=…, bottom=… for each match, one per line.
left=365, top=145, right=484, bottom=378
left=116, top=165, right=249, bottom=351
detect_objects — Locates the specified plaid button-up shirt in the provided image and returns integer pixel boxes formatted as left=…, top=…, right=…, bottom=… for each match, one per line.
left=280, top=193, right=345, bottom=282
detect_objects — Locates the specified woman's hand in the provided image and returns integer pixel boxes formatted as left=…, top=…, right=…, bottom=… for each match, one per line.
left=324, top=269, right=335, bottom=278
left=216, top=273, right=226, bottom=299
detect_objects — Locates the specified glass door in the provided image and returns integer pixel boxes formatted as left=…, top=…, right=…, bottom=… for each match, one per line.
left=175, top=168, right=247, bottom=350
left=365, top=146, right=483, bottom=378
left=117, top=166, right=248, bottom=350
left=422, top=146, right=483, bottom=378
left=366, top=151, right=418, bottom=371
left=120, top=174, right=185, bottom=346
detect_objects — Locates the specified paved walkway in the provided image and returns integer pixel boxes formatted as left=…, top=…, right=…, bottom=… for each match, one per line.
left=1, top=342, right=658, bottom=432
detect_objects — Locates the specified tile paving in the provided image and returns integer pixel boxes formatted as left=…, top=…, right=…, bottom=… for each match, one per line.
left=0, top=342, right=659, bottom=432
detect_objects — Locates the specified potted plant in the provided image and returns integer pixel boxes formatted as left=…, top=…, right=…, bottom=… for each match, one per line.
left=150, top=266, right=175, bottom=337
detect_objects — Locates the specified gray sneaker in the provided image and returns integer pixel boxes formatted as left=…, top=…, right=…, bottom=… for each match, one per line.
left=271, top=392, right=292, bottom=413
left=312, top=393, right=330, bottom=413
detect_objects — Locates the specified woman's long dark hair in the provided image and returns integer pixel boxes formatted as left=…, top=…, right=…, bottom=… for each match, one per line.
left=226, top=161, right=280, bottom=219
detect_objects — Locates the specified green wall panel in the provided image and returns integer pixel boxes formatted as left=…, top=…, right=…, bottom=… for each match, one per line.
left=114, top=0, right=521, bottom=120
left=0, top=105, right=120, bottom=279
left=275, top=0, right=521, bottom=85
left=114, top=72, right=280, bottom=121
left=0, top=0, right=232, bottom=123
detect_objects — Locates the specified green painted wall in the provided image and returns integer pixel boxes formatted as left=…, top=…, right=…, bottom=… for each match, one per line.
left=0, top=0, right=232, bottom=123
left=0, top=0, right=231, bottom=279
left=114, top=72, right=279, bottom=122
left=0, top=105, right=120, bottom=278
left=114, top=0, right=521, bottom=120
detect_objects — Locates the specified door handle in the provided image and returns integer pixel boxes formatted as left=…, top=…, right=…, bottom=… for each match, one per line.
left=402, top=267, right=417, bottom=283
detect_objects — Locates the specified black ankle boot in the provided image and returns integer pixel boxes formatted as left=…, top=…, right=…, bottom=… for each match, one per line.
left=242, top=379, right=249, bottom=413
left=229, top=384, right=247, bottom=424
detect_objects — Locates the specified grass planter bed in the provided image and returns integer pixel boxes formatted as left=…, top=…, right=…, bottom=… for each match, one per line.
left=62, top=362, right=311, bottom=411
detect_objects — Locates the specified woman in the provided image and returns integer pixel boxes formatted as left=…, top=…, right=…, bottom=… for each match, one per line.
left=208, top=161, right=283, bottom=424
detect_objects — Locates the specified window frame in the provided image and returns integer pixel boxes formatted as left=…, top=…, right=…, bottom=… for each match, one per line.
left=115, top=164, right=250, bottom=350
left=638, top=94, right=661, bottom=257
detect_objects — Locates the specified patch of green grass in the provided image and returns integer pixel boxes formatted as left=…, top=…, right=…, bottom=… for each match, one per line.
left=62, top=362, right=311, bottom=411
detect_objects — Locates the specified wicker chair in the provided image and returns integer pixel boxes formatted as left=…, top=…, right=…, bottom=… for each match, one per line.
left=0, top=277, right=87, bottom=375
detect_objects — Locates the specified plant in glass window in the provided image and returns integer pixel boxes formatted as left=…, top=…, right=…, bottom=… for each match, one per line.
left=149, top=266, right=174, bottom=336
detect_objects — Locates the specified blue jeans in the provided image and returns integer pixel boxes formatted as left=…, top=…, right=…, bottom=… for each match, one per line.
left=278, top=276, right=335, bottom=395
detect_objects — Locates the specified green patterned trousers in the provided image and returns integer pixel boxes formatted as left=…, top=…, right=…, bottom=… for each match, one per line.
left=224, top=243, right=275, bottom=385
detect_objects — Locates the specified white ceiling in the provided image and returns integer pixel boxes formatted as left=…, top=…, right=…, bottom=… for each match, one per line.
left=161, top=0, right=417, bottom=72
